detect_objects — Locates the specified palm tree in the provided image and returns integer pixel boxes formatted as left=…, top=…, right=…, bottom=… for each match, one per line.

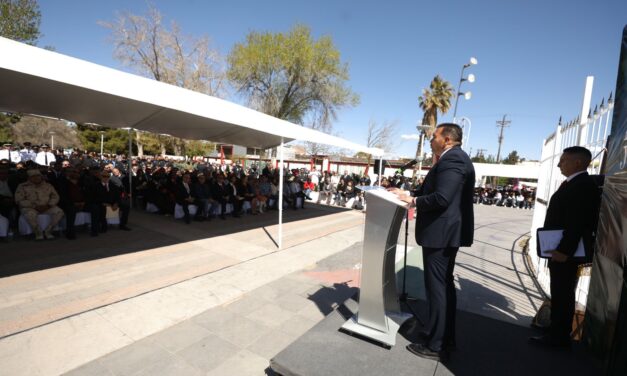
left=418, top=75, right=454, bottom=138
left=412, top=75, right=453, bottom=177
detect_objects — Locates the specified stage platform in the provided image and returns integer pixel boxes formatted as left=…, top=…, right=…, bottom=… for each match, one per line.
left=270, top=297, right=602, bottom=376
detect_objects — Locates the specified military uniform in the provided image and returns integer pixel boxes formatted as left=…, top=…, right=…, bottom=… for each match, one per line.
left=14, top=180, right=64, bottom=233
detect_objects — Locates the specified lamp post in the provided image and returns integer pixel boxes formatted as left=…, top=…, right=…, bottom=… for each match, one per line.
left=458, top=116, right=472, bottom=152
left=49, top=131, right=55, bottom=150
left=416, top=124, right=431, bottom=179
left=99, top=131, right=105, bottom=160
left=452, top=57, right=477, bottom=123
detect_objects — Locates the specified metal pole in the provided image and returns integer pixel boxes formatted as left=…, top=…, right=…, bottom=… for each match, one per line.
left=100, top=132, right=104, bottom=159
left=495, top=115, right=511, bottom=163
left=50, top=133, right=55, bottom=149
left=278, top=138, right=284, bottom=250
left=377, top=158, right=383, bottom=186
left=459, top=117, right=472, bottom=152
left=128, top=128, right=133, bottom=208
left=452, top=65, right=467, bottom=123
left=417, top=132, right=424, bottom=179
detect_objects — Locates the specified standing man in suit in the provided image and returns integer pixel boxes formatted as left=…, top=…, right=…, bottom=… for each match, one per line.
left=391, top=123, right=475, bottom=361
left=529, top=146, right=601, bottom=348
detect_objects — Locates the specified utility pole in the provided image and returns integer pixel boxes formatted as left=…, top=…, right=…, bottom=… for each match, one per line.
left=495, top=115, right=511, bottom=163
left=476, top=148, right=487, bottom=159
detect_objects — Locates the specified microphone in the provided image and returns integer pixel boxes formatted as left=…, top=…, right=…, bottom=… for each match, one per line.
left=399, top=159, right=418, bottom=170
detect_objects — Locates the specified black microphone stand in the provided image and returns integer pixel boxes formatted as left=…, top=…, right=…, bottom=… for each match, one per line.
left=398, top=195, right=423, bottom=326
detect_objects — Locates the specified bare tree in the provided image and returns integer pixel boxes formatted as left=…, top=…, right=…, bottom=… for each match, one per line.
left=363, top=119, right=398, bottom=173
left=302, top=108, right=335, bottom=157
left=100, top=4, right=226, bottom=97
left=366, top=119, right=398, bottom=152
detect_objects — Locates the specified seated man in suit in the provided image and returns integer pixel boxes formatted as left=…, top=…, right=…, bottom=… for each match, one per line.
left=88, top=171, right=131, bottom=236
left=14, top=169, right=65, bottom=240
left=56, top=166, right=87, bottom=240
left=211, top=174, right=231, bottom=220
left=192, top=173, right=218, bottom=220
left=175, top=172, right=199, bottom=224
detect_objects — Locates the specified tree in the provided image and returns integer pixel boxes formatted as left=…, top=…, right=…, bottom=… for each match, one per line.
left=12, top=116, right=81, bottom=149
left=366, top=119, right=398, bottom=152
left=76, top=124, right=128, bottom=154
left=0, top=0, right=41, bottom=45
left=414, top=75, right=453, bottom=176
left=185, top=140, right=215, bottom=158
left=502, top=150, right=521, bottom=165
left=363, top=118, right=398, bottom=172
left=0, top=112, right=20, bottom=142
left=418, top=75, right=454, bottom=138
left=228, top=24, right=359, bottom=129
left=100, top=4, right=226, bottom=97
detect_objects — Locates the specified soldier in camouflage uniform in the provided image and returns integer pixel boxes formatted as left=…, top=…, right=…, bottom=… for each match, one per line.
left=14, top=169, right=64, bottom=240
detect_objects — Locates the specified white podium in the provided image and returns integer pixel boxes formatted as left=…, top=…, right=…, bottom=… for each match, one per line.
left=341, top=188, right=413, bottom=347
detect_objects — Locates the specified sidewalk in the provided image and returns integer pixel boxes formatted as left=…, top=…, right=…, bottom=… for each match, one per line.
left=1, top=205, right=562, bottom=375
left=65, top=205, right=547, bottom=375
left=0, top=206, right=363, bottom=375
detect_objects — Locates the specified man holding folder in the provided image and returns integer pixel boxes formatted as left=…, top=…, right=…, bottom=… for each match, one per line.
left=530, top=146, right=601, bottom=348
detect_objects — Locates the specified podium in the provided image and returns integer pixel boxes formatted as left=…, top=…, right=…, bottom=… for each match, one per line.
left=341, top=188, right=413, bottom=347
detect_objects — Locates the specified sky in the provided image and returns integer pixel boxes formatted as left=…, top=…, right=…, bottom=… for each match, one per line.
left=35, top=0, right=626, bottom=160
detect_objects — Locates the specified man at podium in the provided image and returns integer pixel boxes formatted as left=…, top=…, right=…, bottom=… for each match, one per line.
left=391, top=123, right=475, bottom=361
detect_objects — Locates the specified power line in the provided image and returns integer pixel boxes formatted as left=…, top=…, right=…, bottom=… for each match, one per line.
left=495, top=115, right=511, bottom=163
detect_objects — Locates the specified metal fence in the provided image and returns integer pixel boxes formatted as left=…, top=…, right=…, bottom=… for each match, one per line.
left=529, top=92, right=614, bottom=306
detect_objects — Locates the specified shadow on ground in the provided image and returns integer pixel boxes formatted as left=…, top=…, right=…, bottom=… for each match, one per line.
left=270, top=294, right=602, bottom=376
left=0, top=204, right=353, bottom=278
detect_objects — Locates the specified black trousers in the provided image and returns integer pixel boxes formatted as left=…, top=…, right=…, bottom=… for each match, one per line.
left=422, top=246, right=459, bottom=352
left=548, top=260, right=579, bottom=340
left=62, top=204, right=77, bottom=236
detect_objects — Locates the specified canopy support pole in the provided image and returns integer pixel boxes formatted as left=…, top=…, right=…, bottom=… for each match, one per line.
left=278, top=138, right=284, bottom=249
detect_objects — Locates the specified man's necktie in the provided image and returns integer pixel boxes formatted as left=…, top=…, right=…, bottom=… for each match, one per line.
left=44, top=153, right=48, bottom=166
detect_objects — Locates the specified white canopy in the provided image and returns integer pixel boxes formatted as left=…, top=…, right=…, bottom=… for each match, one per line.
left=0, top=36, right=383, bottom=156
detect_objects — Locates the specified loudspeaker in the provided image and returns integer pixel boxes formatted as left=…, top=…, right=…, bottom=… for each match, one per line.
left=373, top=159, right=387, bottom=174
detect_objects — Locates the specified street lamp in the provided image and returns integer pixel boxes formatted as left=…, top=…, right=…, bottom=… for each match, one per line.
left=99, top=131, right=105, bottom=160
left=458, top=116, right=472, bottom=152
left=452, top=57, right=477, bottom=123
left=49, top=131, right=55, bottom=150
left=416, top=124, right=431, bottom=179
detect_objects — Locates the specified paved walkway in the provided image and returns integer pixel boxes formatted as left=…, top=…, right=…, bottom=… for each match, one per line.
left=0, top=204, right=540, bottom=375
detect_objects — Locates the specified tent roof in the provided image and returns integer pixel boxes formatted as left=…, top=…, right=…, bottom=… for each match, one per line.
left=0, top=37, right=383, bottom=156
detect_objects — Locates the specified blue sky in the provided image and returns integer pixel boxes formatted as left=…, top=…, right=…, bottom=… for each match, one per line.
left=37, top=0, right=626, bottom=160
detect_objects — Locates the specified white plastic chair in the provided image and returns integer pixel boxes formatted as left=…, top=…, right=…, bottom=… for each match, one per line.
left=18, top=214, right=58, bottom=235
left=174, top=204, right=198, bottom=219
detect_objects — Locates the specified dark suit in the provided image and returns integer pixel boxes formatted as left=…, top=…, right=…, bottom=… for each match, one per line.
left=414, top=146, right=475, bottom=352
left=87, top=181, right=129, bottom=234
left=211, top=181, right=232, bottom=217
left=544, top=172, right=600, bottom=341
left=175, top=182, right=196, bottom=223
